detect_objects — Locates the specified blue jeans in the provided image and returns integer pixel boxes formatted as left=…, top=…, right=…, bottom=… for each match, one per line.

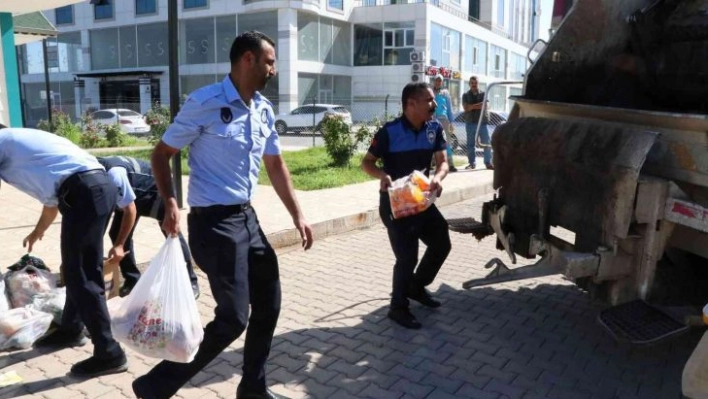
left=466, top=122, right=492, bottom=166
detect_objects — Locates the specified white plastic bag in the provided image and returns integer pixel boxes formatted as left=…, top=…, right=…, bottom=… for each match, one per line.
left=5, top=265, right=56, bottom=308
left=28, top=287, right=66, bottom=325
left=0, top=274, right=9, bottom=313
left=0, top=308, right=53, bottom=350
left=388, top=170, right=438, bottom=219
left=110, top=237, right=203, bottom=363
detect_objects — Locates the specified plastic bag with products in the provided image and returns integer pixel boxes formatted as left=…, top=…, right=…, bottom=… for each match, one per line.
left=388, top=170, right=438, bottom=219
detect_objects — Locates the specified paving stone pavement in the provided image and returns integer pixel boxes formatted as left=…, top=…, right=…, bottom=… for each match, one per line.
left=0, top=195, right=701, bottom=399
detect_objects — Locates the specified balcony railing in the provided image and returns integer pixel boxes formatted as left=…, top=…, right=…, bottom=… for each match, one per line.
left=354, top=0, right=515, bottom=42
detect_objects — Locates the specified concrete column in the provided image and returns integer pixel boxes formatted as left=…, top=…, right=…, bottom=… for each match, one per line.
left=139, top=76, right=152, bottom=114
left=74, top=79, right=85, bottom=119
left=277, top=9, right=299, bottom=114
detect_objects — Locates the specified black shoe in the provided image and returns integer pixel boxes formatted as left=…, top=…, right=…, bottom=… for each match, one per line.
left=34, top=328, right=88, bottom=348
left=192, top=283, right=200, bottom=300
left=387, top=307, right=422, bottom=329
left=449, top=166, right=458, bottom=172
left=237, top=386, right=290, bottom=399
left=119, top=283, right=135, bottom=298
left=465, top=164, right=476, bottom=170
left=133, top=375, right=167, bottom=399
left=408, top=287, right=442, bottom=308
left=70, top=353, right=128, bottom=378
left=485, top=163, right=494, bottom=170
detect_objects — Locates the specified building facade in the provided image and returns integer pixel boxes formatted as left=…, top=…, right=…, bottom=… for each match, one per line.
left=19, top=0, right=538, bottom=127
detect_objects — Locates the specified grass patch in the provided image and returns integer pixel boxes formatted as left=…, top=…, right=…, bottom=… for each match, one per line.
left=91, top=146, right=373, bottom=190
left=259, top=147, right=373, bottom=190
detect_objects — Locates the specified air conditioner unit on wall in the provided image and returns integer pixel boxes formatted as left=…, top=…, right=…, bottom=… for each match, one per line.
left=411, top=63, right=424, bottom=73
left=411, top=73, right=423, bottom=83
left=410, top=51, right=425, bottom=63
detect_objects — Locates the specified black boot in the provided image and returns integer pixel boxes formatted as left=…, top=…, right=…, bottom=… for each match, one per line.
left=70, top=353, right=128, bottom=378
left=34, top=328, right=88, bottom=348
left=387, top=307, right=422, bottom=329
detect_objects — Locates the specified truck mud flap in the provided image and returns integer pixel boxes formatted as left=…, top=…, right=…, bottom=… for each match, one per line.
left=492, top=117, right=659, bottom=255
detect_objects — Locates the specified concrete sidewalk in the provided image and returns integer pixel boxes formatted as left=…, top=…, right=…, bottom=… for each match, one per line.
left=0, top=168, right=493, bottom=269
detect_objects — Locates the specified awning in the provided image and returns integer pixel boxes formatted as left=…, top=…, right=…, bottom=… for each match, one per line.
left=13, top=11, right=58, bottom=45
left=0, top=1, right=86, bottom=15
left=75, top=70, right=165, bottom=78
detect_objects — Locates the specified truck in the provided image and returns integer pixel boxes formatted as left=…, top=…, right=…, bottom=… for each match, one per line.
left=449, top=0, right=708, bottom=395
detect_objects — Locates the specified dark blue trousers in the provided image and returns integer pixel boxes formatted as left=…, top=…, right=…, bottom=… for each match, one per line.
left=140, top=205, right=281, bottom=397
left=58, top=170, right=124, bottom=359
left=379, top=192, right=451, bottom=309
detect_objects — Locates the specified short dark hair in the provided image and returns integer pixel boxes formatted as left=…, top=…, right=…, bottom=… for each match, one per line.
left=401, top=82, right=430, bottom=108
left=229, top=30, right=275, bottom=64
left=470, top=76, right=478, bottom=82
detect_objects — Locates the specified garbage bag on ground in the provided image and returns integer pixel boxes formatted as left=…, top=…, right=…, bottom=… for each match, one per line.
left=0, top=308, right=53, bottom=350
left=28, top=287, right=65, bottom=325
left=388, top=170, right=438, bottom=219
left=110, top=237, right=204, bottom=363
left=0, top=275, right=9, bottom=312
left=5, top=258, right=55, bottom=308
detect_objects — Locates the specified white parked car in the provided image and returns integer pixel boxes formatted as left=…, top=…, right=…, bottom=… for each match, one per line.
left=448, top=111, right=508, bottom=151
left=274, top=104, right=353, bottom=134
left=90, top=108, right=151, bottom=136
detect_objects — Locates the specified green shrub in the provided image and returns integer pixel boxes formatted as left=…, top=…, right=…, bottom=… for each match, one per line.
left=104, top=123, right=127, bottom=148
left=145, top=104, right=171, bottom=145
left=37, top=109, right=82, bottom=145
left=78, top=114, right=106, bottom=148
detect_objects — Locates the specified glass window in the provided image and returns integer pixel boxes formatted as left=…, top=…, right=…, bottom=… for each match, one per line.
left=184, top=0, right=207, bottom=9
left=119, top=26, right=137, bottom=68
left=320, top=19, right=333, bottom=64
left=55, top=6, right=73, bottom=25
left=298, top=73, right=318, bottom=105
left=489, top=45, right=506, bottom=78
left=216, top=15, right=237, bottom=63
left=90, top=28, right=120, bottom=70
left=94, top=3, right=114, bottom=20
left=509, top=53, right=527, bottom=80
left=136, top=0, right=157, bottom=15
left=497, top=0, right=505, bottom=27
left=181, top=17, right=216, bottom=65
left=237, top=11, right=277, bottom=47
left=488, top=85, right=506, bottom=111
left=180, top=74, right=217, bottom=97
left=52, top=32, right=84, bottom=72
left=354, top=24, right=382, bottom=66
left=383, top=22, right=415, bottom=66
left=298, top=12, right=319, bottom=62
left=137, top=23, right=168, bottom=67
left=328, top=0, right=343, bottom=10
left=430, top=23, right=442, bottom=66
left=332, top=19, right=351, bottom=66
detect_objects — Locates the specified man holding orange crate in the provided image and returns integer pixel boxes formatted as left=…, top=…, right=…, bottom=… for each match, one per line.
left=361, top=82, right=452, bottom=329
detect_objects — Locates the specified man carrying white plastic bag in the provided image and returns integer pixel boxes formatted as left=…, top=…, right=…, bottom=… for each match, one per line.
left=111, top=237, right=203, bottom=363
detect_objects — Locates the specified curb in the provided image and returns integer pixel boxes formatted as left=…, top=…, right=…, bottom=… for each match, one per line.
left=266, top=180, right=495, bottom=249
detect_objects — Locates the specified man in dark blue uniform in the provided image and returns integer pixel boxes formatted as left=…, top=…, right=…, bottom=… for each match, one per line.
left=132, top=31, right=313, bottom=399
left=97, top=156, right=200, bottom=298
left=361, top=82, right=452, bottom=329
left=0, top=127, right=128, bottom=377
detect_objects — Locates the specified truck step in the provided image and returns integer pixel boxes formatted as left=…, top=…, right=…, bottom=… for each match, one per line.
left=598, top=300, right=689, bottom=345
left=446, top=217, right=493, bottom=239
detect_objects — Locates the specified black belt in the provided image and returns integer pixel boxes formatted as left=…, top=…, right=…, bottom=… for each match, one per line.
left=59, top=169, right=105, bottom=193
left=190, top=202, right=251, bottom=215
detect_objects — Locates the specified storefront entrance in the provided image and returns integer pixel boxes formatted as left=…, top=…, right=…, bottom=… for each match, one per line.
left=99, top=79, right=159, bottom=111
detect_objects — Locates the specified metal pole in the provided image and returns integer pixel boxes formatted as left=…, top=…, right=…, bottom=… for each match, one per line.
left=312, top=97, right=316, bottom=147
left=15, top=46, right=26, bottom=127
left=168, top=0, right=183, bottom=208
left=42, top=39, right=52, bottom=128
left=385, top=94, right=389, bottom=120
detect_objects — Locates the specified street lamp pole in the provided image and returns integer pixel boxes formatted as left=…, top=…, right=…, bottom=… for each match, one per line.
left=167, top=0, right=183, bottom=208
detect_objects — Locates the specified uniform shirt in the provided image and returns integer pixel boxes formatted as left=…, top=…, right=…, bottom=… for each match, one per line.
left=0, top=128, right=103, bottom=206
left=462, top=90, right=488, bottom=124
left=105, top=167, right=137, bottom=209
left=434, top=88, right=455, bottom=122
left=367, top=116, right=447, bottom=181
left=162, top=75, right=281, bottom=207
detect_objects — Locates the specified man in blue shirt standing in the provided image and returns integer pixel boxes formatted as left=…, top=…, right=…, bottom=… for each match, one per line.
left=0, top=127, right=128, bottom=378
left=361, top=82, right=452, bottom=330
left=132, top=31, right=313, bottom=399
left=433, top=74, right=458, bottom=172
